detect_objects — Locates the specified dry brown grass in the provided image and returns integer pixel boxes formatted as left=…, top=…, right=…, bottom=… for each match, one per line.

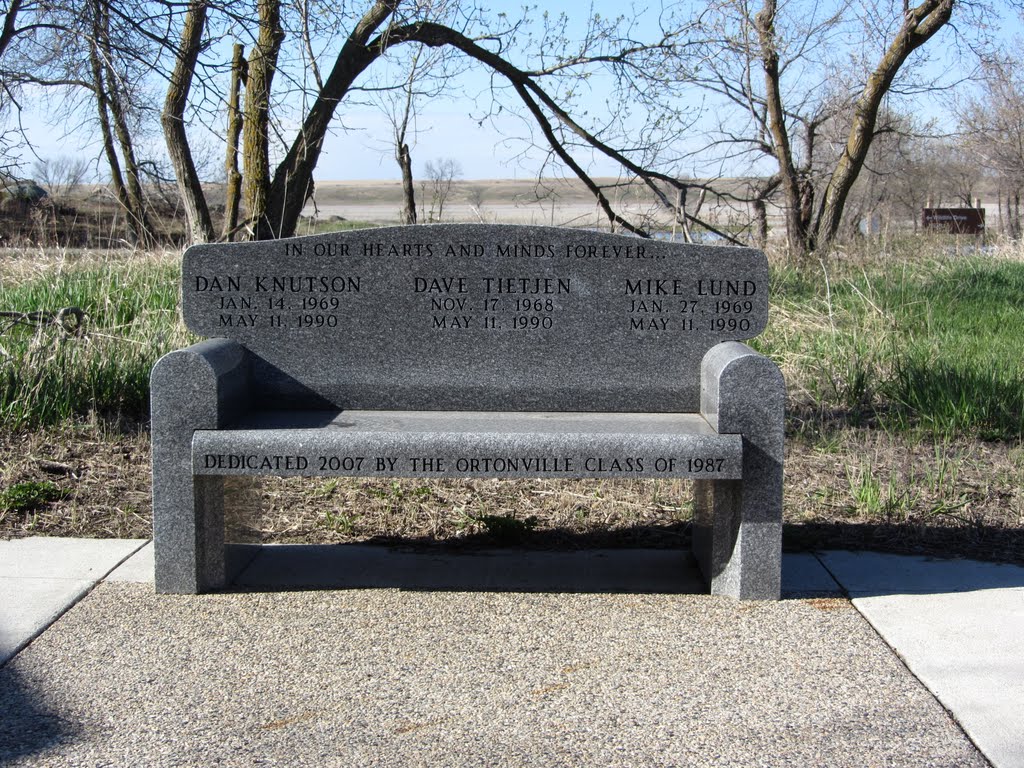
left=2, top=423, right=1021, bottom=564
left=0, top=425, right=152, bottom=538
left=0, top=245, right=180, bottom=278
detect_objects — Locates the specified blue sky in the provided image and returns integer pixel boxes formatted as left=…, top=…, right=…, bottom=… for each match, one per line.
left=17, top=94, right=556, bottom=182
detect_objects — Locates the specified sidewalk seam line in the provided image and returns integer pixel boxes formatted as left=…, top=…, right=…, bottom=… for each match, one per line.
left=816, top=552, right=996, bottom=768
left=0, top=539, right=151, bottom=669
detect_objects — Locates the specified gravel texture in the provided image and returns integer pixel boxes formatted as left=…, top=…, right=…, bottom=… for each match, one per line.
left=0, top=583, right=986, bottom=767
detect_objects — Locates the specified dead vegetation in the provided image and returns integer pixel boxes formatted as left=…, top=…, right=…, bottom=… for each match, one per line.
left=1, top=423, right=1021, bottom=564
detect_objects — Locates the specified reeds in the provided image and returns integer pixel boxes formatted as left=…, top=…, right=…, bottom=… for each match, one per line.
left=0, top=248, right=192, bottom=429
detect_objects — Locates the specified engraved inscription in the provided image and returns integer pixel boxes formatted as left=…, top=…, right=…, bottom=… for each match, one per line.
left=196, top=275, right=242, bottom=292
left=193, top=272, right=363, bottom=329
left=198, top=451, right=735, bottom=478
left=410, top=273, right=571, bottom=332
left=185, top=235, right=766, bottom=339
left=180, top=225, right=770, bottom=413
left=253, top=275, right=360, bottom=292
left=621, top=276, right=757, bottom=333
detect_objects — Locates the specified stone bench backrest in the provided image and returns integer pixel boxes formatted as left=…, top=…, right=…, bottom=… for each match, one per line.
left=182, top=224, right=769, bottom=412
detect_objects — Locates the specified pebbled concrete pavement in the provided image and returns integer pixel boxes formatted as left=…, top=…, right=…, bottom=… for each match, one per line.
left=0, top=539, right=1021, bottom=766
left=0, top=538, right=147, bottom=665
left=821, top=551, right=1024, bottom=768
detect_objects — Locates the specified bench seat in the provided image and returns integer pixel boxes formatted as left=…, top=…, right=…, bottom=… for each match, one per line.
left=192, top=410, right=744, bottom=479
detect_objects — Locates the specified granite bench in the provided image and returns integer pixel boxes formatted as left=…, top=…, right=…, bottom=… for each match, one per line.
left=151, top=224, right=784, bottom=599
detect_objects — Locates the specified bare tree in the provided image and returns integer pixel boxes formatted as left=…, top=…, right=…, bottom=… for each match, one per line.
left=86, top=0, right=155, bottom=244
left=0, top=0, right=41, bottom=137
left=241, top=0, right=285, bottom=238
left=466, top=184, right=485, bottom=220
left=423, top=156, right=460, bottom=221
left=369, top=44, right=447, bottom=224
left=0, top=0, right=970, bottom=250
left=812, top=0, right=954, bottom=250
left=157, top=1, right=568, bottom=240
left=395, top=122, right=416, bottom=223
left=958, top=56, right=1024, bottom=237
left=0, top=0, right=163, bottom=243
left=370, top=39, right=469, bottom=225
left=222, top=42, right=245, bottom=240
left=603, top=0, right=963, bottom=254
left=161, top=0, right=214, bottom=243
left=359, top=44, right=447, bottom=225
left=0, top=0, right=26, bottom=176
left=33, top=155, right=89, bottom=202
left=1, top=1, right=52, bottom=182
left=123, top=2, right=694, bottom=241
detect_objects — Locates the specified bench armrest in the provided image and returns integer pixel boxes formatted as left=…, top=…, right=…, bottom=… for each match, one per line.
left=151, top=339, right=252, bottom=593
left=697, top=342, right=785, bottom=599
left=700, top=341, right=784, bottom=454
left=151, top=338, right=252, bottom=432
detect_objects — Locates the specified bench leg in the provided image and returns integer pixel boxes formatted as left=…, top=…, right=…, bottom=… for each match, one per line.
left=696, top=342, right=785, bottom=600
left=151, top=340, right=249, bottom=594
left=693, top=463, right=782, bottom=600
left=154, top=473, right=226, bottom=594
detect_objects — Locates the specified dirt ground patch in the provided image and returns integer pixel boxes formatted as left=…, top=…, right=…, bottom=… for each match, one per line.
left=2, top=425, right=1021, bottom=564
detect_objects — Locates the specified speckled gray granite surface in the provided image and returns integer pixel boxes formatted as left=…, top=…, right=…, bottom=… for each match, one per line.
left=153, top=226, right=785, bottom=597
left=180, top=224, right=769, bottom=412
left=0, top=582, right=985, bottom=767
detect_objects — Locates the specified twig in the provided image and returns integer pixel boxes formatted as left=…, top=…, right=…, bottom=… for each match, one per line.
left=0, top=307, right=87, bottom=336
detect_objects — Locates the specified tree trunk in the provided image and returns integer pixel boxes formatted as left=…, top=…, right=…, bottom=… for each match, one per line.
left=161, top=0, right=215, bottom=244
left=223, top=43, right=245, bottom=241
left=262, top=0, right=397, bottom=239
left=243, top=0, right=285, bottom=239
left=1015, top=192, right=1021, bottom=240
left=88, top=42, right=129, bottom=223
left=94, top=0, right=153, bottom=243
left=752, top=198, right=768, bottom=249
left=88, top=0, right=155, bottom=245
left=754, top=0, right=807, bottom=255
left=104, top=58, right=155, bottom=245
left=108, top=92, right=155, bottom=246
left=259, top=8, right=741, bottom=242
left=397, top=142, right=416, bottom=224
left=813, top=0, right=953, bottom=250
left=394, top=48, right=419, bottom=226
left=0, top=0, right=23, bottom=60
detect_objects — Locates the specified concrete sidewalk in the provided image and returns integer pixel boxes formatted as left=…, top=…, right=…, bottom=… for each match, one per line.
left=0, top=538, right=148, bottom=665
left=0, top=539, right=1021, bottom=767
